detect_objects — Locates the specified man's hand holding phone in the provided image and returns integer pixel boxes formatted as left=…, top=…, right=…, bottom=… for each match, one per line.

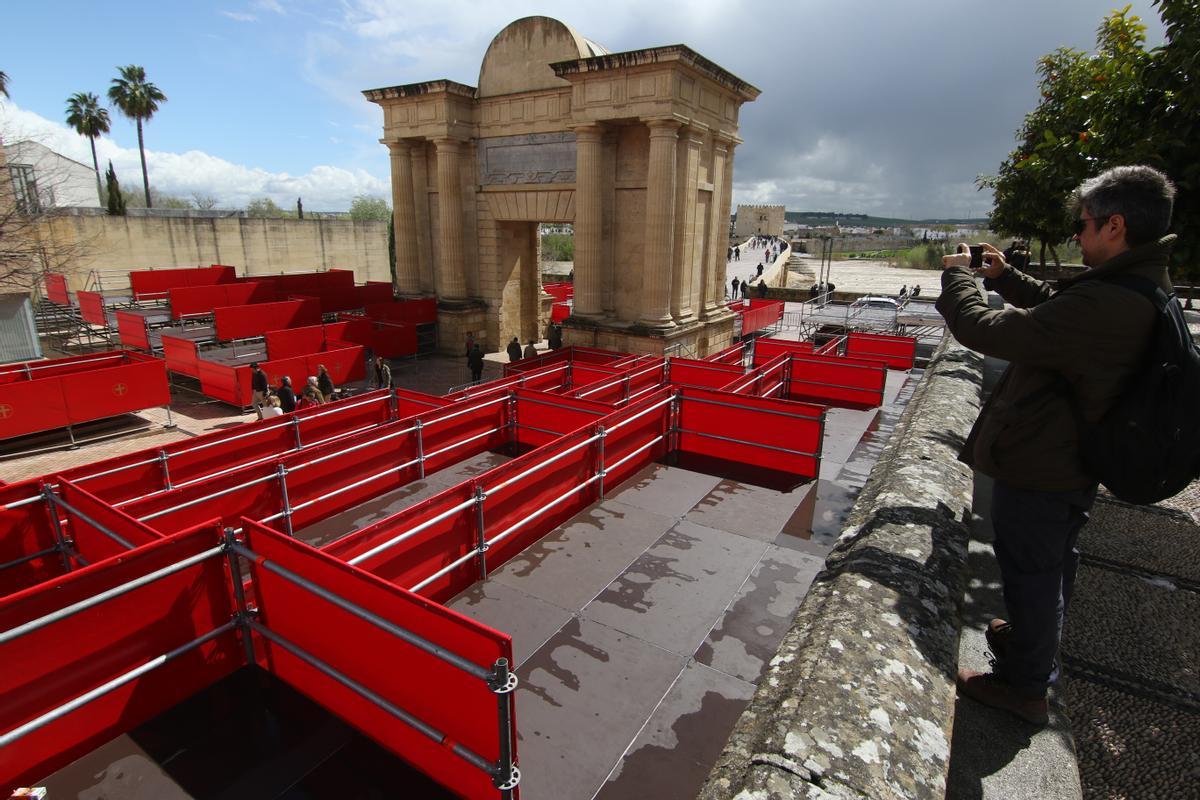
left=943, top=242, right=1007, bottom=279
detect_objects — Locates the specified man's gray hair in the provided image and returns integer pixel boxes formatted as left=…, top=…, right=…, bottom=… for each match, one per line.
left=1070, top=165, right=1175, bottom=246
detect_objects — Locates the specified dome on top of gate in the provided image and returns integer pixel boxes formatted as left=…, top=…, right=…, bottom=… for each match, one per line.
left=478, top=17, right=608, bottom=98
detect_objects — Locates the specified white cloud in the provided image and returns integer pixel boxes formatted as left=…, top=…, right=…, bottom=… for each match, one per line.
left=219, top=10, right=258, bottom=22
left=1, top=101, right=387, bottom=210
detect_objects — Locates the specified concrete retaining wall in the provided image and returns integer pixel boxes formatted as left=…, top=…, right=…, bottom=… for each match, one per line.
left=700, top=336, right=984, bottom=799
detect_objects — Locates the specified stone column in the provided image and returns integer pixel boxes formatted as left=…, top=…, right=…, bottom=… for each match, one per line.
left=573, top=124, right=605, bottom=318
left=640, top=118, right=681, bottom=329
left=434, top=137, right=467, bottom=301
left=387, top=139, right=421, bottom=295
left=410, top=142, right=435, bottom=294
left=702, top=136, right=730, bottom=317
left=671, top=125, right=704, bottom=323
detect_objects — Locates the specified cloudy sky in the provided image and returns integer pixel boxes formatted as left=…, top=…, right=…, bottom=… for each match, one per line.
left=1, top=0, right=1166, bottom=219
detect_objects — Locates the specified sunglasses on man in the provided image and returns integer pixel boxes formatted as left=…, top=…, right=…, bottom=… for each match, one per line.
left=1071, top=215, right=1111, bottom=235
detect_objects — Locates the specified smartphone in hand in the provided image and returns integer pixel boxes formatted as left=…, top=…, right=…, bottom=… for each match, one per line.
left=968, top=245, right=984, bottom=270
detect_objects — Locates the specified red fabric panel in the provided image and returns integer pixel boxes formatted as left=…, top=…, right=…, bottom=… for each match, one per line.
left=197, top=360, right=248, bottom=406
left=161, top=334, right=201, bottom=377
left=265, top=325, right=326, bottom=360
left=370, top=322, right=418, bottom=358
left=600, top=389, right=672, bottom=488
left=705, top=342, right=748, bottom=364
left=304, top=343, right=364, bottom=385
left=816, top=337, right=843, bottom=356
left=753, top=337, right=815, bottom=366
left=124, top=460, right=284, bottom=534
left=543, top=283, right=574, bottom=301
left=570, top=364, right=621, bottom=390
left=0, top=525, right=242, bottom=790
left=551, top=302, right=571, bottom=322
left=259, top=356, right=308, bottom=393
left=169, top=282, right=278, bottom=319
left=213, top=299, right=321, bottom=341
left=571, top=346, right=627, bottom=365
left=740, top=300, right=784, bottom=335
left=241, top=522, right=511, bottom=800
left=359, top=282, right=395, bottom=306
left=57, top=479, right=162, bottom=565
left=328, top=316, right=376, bottom=346
left=0, top=481, right=63, bottom=597
left=787, top=353, right=887, bottom=409
left=363, top=298, right=438, bottom=325
left=0, top=353, right=128, bottom=384
left=115, top=311, right=151, bottom=350
left=513, top=389, right=608, bottom=447
left=60, top=356, right=170, bottom=424
left=480, top=428, right=599, bottom=572
left=76, top=291, right=107, bottom=326
left=417, top=398, right=507, bottom=476
left=130, top=266, right=235, bottom=299
left=325, top=482, right=479, bottom=599
left=44, top=273, right=70, bottom=305
left=676, top=387, right=824, bottom=477
left=390, top=388, right=449, bottom=415
left=846, top=332, right=917, bottom=370
left=0, top=379, right=69, bottom=439
left=668, top=358, right=744, bottom=390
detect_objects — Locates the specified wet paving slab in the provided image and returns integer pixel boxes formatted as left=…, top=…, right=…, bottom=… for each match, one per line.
left=606, top=462, right=722, bottom=519
left=445, top=579, right=574, bottom=668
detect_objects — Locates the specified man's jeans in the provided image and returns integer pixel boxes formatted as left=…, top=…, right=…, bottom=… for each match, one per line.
left=990, top=479, right=1097, bottom=699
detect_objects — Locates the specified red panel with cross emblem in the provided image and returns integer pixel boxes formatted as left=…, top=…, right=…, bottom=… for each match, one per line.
left=59, top=355, right=170, bottom=425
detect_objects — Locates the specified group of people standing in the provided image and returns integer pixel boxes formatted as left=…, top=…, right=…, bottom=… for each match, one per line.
left=731, top=277, right=769, bottom=299
left=250, top=362, right=336, bottom=419
left=807, top=281, right=837, bottom=299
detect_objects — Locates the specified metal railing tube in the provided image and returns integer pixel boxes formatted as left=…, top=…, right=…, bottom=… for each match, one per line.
left=679, top=393, right=823, bottom=420
left=676, top=428, right=817, bottom=458
left=49, top=493, right=136, bottom=550
left=605, top=394, right=674, bottom=433
left=515, top=393, right=607, bottom=415
left=285, top=457, right=422, bottom=517
left=474, top=485, right=488, bottom=579
left=276, top=465, right=295, bottom=537
left=291, top=416, right=303, bottom=449
left=490, top=657, right=520, bottom=795
left=289, top=424, right=418, bottom=473
left=597, top=426, right=607, bottom=499
left=137, top=472, right=279, bottom=522
left=4, top=493, right=45, bottom=510
left=485, top=474, right=601, bottom=550
left=291, top=391, right=390, bottom=422
left=69, top=455, right=163, bottom=485
left=625, top=383, right=662, bottom=403
left=158, top=449, right=173, bottom=490
left=421, top=395, right=507, bottom=427
left=347, top=497, right=478, bottom=567
left=408, top=547, right=483, bottom=594
left=421, top=427, right=502, bottom=461
left=0, top=621, right=238, bottom=749
left=0, top=544, right=227, bottom=645
left=0, top=545, right=62, bottom=573
left=484, top=433, right=601, bottom=497
left=231, top=544, right=490, bottom=680
left=244, top=620, right=496, bottom=775
left=415, top=419, right=426, bottom=479
left=223, top=528, right=257, bottom=665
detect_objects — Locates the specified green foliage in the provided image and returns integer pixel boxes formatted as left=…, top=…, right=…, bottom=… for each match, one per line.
left=541, top=233, right=574, bottom=261
left=108, top=65, right=166, bottom=208
left=105, top=161, right=125, bottom=216
left=65, top=91, right=111, bottom=202
left=245, top=197, right=290, bottom=218
left=387, top=211, right=396, bottom=288
left=984, top=2, right=1200, bottom=277
left=348, top=195, right=391, bottom=222
left=895, top=243, right=948, bottom=270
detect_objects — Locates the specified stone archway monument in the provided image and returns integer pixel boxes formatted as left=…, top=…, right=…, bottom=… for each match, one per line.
left=365, top=16, right=759, bottom=356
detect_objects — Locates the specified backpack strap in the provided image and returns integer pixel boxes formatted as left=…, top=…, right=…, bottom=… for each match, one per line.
left=1091, top=273, right=1172, bottom=312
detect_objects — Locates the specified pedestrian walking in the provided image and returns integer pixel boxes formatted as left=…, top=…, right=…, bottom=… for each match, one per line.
left=523, top=340, right=538, bottom=359
left=467, top=343, right=485, bottom=384
left=506, top=336, right=522, bottom=362
left=250, top=362, right=269, bottom=419
left=549, top=323, right=563, bottom=350
left=372, top=356, right=392, bottom=390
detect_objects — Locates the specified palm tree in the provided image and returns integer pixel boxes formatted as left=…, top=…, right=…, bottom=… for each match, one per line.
left=107, top=65, right=166, bottom=208
left=0, top=70, right=9, bottom=98
left=65, top=92, right=111, bottom=204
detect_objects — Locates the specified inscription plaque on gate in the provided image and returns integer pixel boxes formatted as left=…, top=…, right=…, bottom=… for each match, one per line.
left=478, top=132, right=576, bottom=186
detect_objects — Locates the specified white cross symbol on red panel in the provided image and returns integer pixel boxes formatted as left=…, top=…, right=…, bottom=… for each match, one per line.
left=113, top=383, right=128, bottom=396
left=0, top=404, right=12, bottom=419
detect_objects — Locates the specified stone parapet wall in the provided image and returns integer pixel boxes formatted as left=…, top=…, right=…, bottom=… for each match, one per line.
left=700, top=336, right=984, bottom=799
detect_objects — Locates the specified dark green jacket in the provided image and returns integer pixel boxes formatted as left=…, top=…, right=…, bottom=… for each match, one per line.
left=935, top=235, right=1174, bottom=491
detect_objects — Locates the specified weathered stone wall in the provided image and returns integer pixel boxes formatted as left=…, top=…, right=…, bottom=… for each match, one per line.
left=700, top=336, right=984, bottom=799
left=41, top=215, right=392, bottom=291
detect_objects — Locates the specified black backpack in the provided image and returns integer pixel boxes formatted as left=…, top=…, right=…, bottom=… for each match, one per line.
left=1068, top=274, right=1200, bottom=505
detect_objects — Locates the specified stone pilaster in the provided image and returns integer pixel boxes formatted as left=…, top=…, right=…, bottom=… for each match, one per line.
left=640, top=118, right=681, bottom=329
left=573, top=123, right=605, bottom=318
left=702, top=136, right=730, bottom=317
left=410, top=141, right=435, bottom=294
left=387, top=139, right=421, bottom=295
left=434, top=137, right=467, bottom=301
left=671, top=124, right=704, bottom=324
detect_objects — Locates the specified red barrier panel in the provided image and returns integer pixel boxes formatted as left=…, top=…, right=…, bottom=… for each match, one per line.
left=61, top=355, right=169, bottom=425
left=551, top=301, right=571, bottom=323
left=169, top=282, right=277, bottom=319
left=0, top=525, right=241, bottom=790
left=302, top=343, right=365, bottom=386
left=0, top=481, right=62, bottom=597
left=76, top=291, right=107, bottom=326
left=787, top=352, right=887, bottom=409
left=130, top=265, right=236, bottom=300
left=816, top=337, right=842, bottom=356
left=846, top=331, right=917, bottom=370
left=161, top=334, right=201, bottom=377
left=265, top=325, right=326, bottom=360
left=668, top=357, right=744, bottom=390
left=676, top=387, right=824, bottom=477
left=57, top=479, right=162, bottom=564
left=570, top=364, right=621, bottom=390
left=597, top=389, right=673, bottom=488
left=739, top=299, right=784, bottom=336
left=706, top=342, right=748, bottom=365
left=513, top=388, right=609, bottom=447
left=753, top=337, right=816, bottom=366
left=0, top=353, right=129, bottom=384
left=115, top=311, right=151, bottom=350
left=363, top=298, right=438, bottom=325
left=503, top=346, right=572, bottom=376
left=213, top=299, right=321, bottom=341
left=543, top=283, right=573, bottom=302
left=0, top=380, right=68, bottom=440
left=44, top=273, right=70, bottom=305
left=240, top=522, right=513, bottom=800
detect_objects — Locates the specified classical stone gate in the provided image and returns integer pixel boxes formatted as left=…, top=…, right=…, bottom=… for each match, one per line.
left=365, top=16, right=758, bottom=355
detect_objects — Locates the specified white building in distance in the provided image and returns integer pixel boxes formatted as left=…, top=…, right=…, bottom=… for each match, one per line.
left=4, top=140, right=100, bottom=211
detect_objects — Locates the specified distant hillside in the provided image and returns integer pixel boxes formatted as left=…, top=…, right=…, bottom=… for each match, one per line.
left=784, top=211, right=990, bottom=228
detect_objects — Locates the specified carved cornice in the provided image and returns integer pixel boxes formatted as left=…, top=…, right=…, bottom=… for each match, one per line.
left=363, top=80, right=479, bottom=103
left=550, top=45, right=760, bottom=102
